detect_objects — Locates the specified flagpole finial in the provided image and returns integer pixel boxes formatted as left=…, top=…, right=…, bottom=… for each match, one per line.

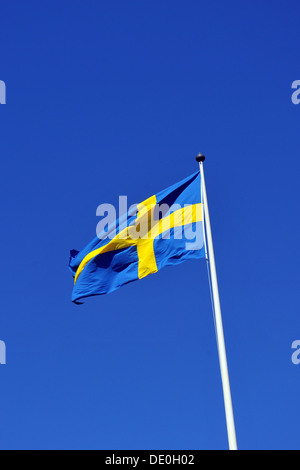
left=196, top=153, right=205, bottom=162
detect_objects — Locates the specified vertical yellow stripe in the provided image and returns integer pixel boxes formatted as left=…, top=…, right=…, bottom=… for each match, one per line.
left=136, top=195, right=158, bottom=279
left=137, top=239, right=158, bottom=279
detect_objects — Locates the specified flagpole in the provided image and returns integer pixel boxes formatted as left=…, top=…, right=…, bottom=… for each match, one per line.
left=196, top=153, right=238, bottom=451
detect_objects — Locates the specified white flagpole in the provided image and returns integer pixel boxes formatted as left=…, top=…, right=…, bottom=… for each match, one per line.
left=196, top=153, right=238, bottom=451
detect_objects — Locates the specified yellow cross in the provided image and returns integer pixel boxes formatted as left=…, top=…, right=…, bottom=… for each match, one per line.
left=74, top=196, right=202, bottom=284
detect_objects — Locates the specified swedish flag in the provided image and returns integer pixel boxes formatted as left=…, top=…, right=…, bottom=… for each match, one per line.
left=69, top=171, right=206, bottom=303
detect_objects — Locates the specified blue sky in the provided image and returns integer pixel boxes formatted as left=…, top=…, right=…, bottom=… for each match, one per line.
left=0, top=0, right=299, bottom=450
